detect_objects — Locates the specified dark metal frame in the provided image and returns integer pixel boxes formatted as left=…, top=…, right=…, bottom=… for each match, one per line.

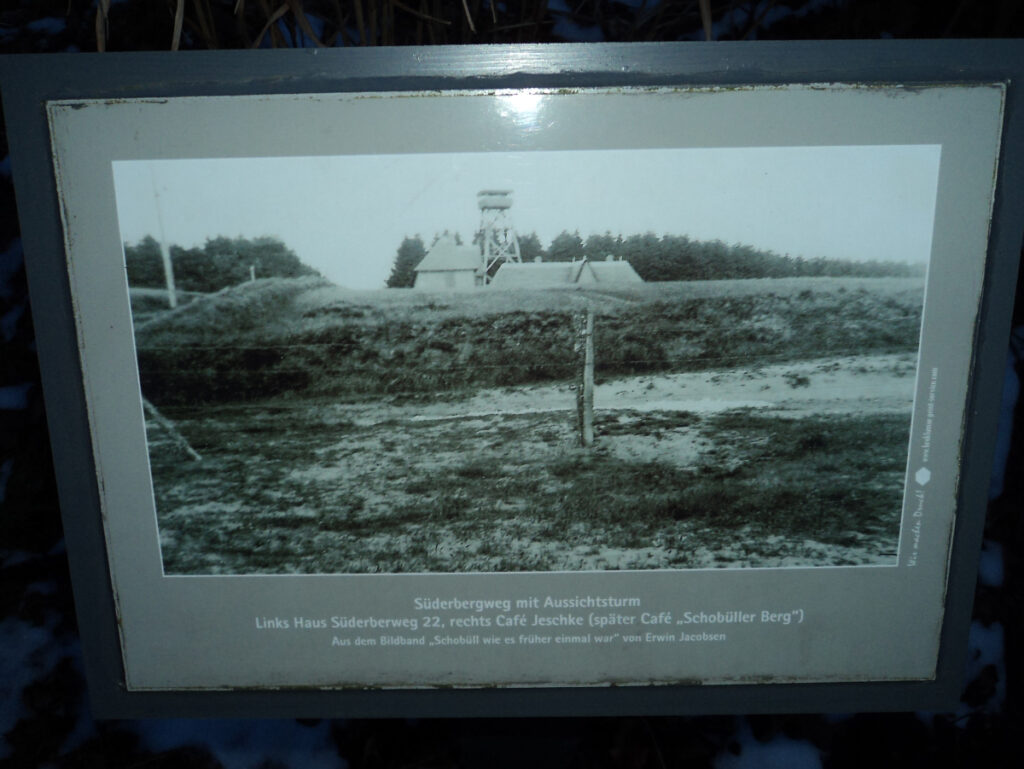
left=2, top=41, right=1022, bottom=717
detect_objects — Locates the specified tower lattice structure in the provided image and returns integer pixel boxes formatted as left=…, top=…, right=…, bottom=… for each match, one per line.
left=477, top=190, right=521, bottom=283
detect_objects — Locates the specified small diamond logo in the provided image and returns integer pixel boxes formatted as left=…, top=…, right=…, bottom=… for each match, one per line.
left=915, top=468, right=932, bottom=486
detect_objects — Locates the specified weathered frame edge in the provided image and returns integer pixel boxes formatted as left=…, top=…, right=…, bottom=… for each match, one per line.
left=2, top=39, right=1021, bottom=718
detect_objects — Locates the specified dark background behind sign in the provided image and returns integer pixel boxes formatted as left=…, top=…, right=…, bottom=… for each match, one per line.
left=1, top=2, right=1022, bottom=766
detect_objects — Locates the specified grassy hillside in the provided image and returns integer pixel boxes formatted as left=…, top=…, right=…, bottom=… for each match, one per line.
left=129, top=287, right=206, bottom=325
left=134, top=276, right=925, bottom=405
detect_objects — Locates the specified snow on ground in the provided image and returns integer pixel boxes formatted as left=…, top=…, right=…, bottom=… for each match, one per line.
left=0, top=617, right=73, bottom=754
left=960, top=620, right=1007, bottom=713
left=136, top=719, right=342, bottom=769
left=715, top=719, right=823, bottom=769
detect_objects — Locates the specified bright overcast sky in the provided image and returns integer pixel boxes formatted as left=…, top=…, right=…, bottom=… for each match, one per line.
left=112, top=145, right=940, bottom=291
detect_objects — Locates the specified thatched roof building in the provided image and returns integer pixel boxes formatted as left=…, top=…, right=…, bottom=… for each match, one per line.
left=490, top=256, right=643, bottom=288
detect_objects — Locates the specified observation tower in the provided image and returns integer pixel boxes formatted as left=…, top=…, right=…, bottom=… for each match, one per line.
left=477, top=190, right=521, bottom=283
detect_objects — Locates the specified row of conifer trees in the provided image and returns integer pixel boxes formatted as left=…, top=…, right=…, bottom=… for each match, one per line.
left=386, top=230, right=924, bottom=288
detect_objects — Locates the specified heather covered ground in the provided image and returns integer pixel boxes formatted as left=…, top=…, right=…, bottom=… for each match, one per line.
left=136, top=276, right=921, bottom=574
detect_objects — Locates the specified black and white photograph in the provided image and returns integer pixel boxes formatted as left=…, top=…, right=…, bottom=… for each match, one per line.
left=16, top=45, right=1013, bottom=704
left=33, top=65, right=1011, bottom=699
left=113, top=143, right=939, bottom=576
left=4, top=16, right=1022, bottom=731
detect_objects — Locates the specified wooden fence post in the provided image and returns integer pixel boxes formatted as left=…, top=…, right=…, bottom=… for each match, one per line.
left=576, top=308, right=595, bottom=447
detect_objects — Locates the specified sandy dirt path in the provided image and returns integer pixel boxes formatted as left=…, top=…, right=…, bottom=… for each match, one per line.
left=389, top=351, right=918, bottom=424
left=153, top=352, right=916, bottom=573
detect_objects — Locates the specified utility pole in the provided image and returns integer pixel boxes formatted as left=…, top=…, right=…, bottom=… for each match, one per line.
left=150, top=165, right=177, bottom=309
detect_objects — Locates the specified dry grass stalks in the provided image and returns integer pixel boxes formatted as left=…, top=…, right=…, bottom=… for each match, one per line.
left=83, top=0, right=738, bottom=51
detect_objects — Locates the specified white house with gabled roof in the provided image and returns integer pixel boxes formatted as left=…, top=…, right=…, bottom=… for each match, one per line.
left=413, top=235, right=483, bottom=290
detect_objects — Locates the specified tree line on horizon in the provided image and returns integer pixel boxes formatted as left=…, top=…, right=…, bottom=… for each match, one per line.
left=124, top=235, right=319, bottom=293
left=386, top=230, right=926, bottom=288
